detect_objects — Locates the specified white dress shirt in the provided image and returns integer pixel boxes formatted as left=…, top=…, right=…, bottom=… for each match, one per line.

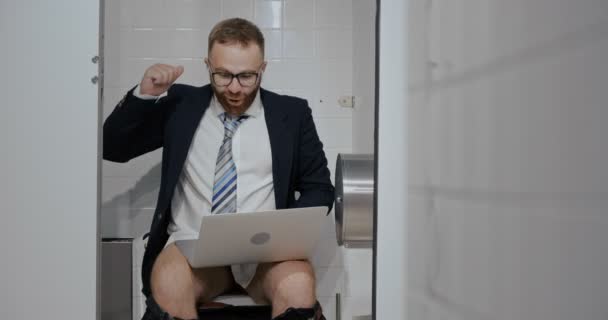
left=134, top=86, right=276, bottom=287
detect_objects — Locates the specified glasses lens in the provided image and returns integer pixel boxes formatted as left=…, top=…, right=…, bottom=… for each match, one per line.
left=237, top=73, right=258, bottom=87
left=213, top=73, right=233, bottom=86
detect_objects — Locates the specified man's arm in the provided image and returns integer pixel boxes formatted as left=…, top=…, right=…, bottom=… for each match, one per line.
left=292, top=103, right=335, bottom=212
left=103, top=64, right=183, bottom=163
left=103, top=87, right=172, bottom=162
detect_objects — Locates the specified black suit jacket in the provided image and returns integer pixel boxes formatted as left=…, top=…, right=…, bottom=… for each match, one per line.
left=103, top=84, right=335, bottom=296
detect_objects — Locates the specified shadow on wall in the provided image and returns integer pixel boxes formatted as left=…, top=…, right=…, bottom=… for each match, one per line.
left=102, top=162, right=162, bottom=238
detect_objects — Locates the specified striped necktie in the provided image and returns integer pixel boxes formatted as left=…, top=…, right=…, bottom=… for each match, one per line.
left=211, top=113, right=248, bottom=214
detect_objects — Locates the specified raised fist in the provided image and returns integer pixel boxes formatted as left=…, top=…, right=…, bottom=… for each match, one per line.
left=139, top=64, right=184, bottom=96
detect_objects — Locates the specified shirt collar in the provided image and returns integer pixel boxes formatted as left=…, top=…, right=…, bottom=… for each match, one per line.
left=211, top=89, right=263, bottom=119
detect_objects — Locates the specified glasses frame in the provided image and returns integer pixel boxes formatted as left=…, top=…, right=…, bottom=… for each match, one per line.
left=207, top=62, right=265, bottom=88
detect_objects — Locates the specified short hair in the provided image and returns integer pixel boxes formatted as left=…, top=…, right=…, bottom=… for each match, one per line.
left=208, top=18, right=265, bottom=57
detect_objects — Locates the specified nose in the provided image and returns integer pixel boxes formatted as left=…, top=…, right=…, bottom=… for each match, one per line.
left=227, top=77, right=242, bottom=94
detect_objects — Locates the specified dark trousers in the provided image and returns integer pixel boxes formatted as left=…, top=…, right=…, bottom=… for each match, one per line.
left=142, top=296, right=272, bottom=320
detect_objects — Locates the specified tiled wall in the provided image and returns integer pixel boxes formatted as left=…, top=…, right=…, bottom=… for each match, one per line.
left=101, top=1, right=372, bottom=319
left=408, top=0, right=608, bottom=319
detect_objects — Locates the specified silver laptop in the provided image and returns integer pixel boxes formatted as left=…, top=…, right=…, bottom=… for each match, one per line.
left=175, top=206, right=328, bottom=268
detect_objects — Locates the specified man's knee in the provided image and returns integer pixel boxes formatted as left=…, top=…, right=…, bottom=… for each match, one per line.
left=150, top=245, right=195, bottom=311
left=271, top=261, right=317, bottom=308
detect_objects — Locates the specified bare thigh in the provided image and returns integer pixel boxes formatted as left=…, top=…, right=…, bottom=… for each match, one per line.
left=245, top=260, right=316, bottom=306
left=192, top=265, right=236, bottom=303
left=151, top=243, right=236, bottom=305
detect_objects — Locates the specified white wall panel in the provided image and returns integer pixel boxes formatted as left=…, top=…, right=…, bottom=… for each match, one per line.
left=0, top=0, right=100, bottom=318
left=408, top=0, right=608, bottom=319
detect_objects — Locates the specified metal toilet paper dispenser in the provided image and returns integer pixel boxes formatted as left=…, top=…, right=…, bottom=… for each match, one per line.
left=334, top=154, right=375, bottom=248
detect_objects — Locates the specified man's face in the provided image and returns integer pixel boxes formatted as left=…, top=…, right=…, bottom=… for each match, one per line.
left=206, top=42, right=266, bottom=116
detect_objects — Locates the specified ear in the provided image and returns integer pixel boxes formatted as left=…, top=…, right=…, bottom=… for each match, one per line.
left=204, top=57, right=209, bottom=69
left=261, top=61, right=267, bottom=73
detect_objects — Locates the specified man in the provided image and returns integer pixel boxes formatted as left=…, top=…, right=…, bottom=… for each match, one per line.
left=103, top=18, right=334, bottom=320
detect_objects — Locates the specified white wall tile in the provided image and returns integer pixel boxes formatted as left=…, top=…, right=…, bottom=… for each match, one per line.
left=315, top=58, right=353, bottom=117
left=312, top=212, right=342, bottom=261
left=315, top=267, right=344, bottom=297
left=102, top=158, right=160, bottom=209
left=315, top=0, right=353, bottom=28
left=130, top=209, right=154, bottom=240
left=104, top=0, right=123, bottom=35
left=283, top=59, right=318, bottom=90
left=315, top=118, right=353, bottom=149
left=283, top=80, right=318, bottom=104
left=254, top=0, right=282, bottom=29
left=342, top=249, right=373, bottom=297
left=318, top=58, right=352, bottom=93
left=171, top=58, right=209, bottom=86
left=262, top=29, right=283, bottom=59
left=100, top=206, right=131, bottom=239
left=116, top=57, right=207, bottom=87
left=124, top=28, right=170, bottom=58
left=102, top=176, right=135, bottom=208
left=312, top=237, right=343, bottom=268
left=127, top=58, right=165, bottom=87
left=166, top=0, right=222, bottom=30
left=283, top=30, right=315, bottom=58
left=103, top=160, right=132, bottom=178
left=101, top=207, right=154, bottom=239
left=261, top=59, right=285, bottom=89
left=101, top=55, right=119, bottom=87
left=121, top=146, right=163, bottom=179
left=321, top=209, right=340, bottom=239
left=316, top=28, right=353, bottom=59
left=284, top=0, right=314, bottom=29
left=312, top=98, right=353, bottom=121
left=222, top=0, right=255, bottom=20
left=166, top=29, right=208, bottom=59
left=103, top=55, right=133, bottom=87
left=128, top=0, right=168, bottom=28
left=281, top=88, right=317, bottom=106
left=122, top=153, right=162, bottom=209
left=129, top=180, right=160, bottom=209
left=341, top=296, right=372, bottom=320
left=103, top=29, right=125, bottom=62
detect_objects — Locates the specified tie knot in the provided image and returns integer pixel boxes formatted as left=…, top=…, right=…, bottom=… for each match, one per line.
left=221, top=113, right=248, bottom=139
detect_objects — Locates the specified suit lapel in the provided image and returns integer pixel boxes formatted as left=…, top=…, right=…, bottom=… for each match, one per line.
left=261, top=88, right=292, bottom=209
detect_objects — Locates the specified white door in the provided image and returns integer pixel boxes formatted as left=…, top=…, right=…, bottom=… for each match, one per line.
left=0, top=0, right=100, bottom=319
left=375, top=0, right=408, bottom=319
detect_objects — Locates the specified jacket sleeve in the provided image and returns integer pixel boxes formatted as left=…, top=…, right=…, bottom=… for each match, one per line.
left=103, top=86, right=175, bottom=163
left=292, top=102, right=335, bottom=213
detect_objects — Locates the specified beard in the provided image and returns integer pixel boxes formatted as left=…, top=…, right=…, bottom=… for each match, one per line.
left=212, top=83, right=260, bottom=116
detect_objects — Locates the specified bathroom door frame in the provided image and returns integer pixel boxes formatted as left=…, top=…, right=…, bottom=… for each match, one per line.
left=373, top=0, right=408, bottom=319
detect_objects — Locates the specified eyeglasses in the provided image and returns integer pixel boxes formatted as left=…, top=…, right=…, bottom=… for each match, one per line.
left=208, top=62, right=264, bottom=87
